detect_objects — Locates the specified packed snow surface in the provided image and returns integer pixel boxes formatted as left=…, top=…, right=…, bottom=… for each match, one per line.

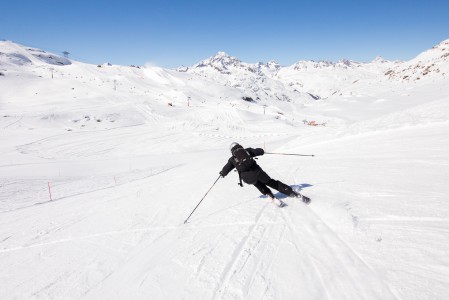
left=1, top=40, right=449, bottom=299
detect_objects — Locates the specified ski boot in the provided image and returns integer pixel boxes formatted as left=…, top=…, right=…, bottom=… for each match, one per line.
left=290, top=191, right=311, bottom=205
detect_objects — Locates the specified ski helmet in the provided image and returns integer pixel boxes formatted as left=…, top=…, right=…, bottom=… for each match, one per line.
left=229, top=142, right=241, bottom=152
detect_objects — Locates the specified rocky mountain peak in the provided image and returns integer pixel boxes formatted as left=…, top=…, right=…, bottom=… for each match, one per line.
left=194, top=52, right=242, bottom=70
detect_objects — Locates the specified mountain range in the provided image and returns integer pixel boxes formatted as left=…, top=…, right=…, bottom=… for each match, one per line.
left=2, top=39, right=448, bottom=103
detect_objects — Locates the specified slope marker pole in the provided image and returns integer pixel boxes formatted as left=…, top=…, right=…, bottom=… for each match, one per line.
left=48, top=182, right=53, bottom=201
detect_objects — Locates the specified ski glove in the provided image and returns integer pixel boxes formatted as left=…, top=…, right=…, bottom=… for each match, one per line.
left=219, top=171, right=226, bottom=178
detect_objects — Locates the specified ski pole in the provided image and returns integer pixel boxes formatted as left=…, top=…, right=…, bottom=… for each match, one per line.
left=265, top=152, right=315, bottom=157
left=184, top=175, right=221, bottom=224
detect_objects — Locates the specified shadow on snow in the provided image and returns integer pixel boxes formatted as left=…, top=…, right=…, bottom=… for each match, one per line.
left=259, top=183, right=313, bottom=199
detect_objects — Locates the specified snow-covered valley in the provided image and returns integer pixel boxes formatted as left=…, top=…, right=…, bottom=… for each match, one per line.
left=1, top=39, right=449, bottom=299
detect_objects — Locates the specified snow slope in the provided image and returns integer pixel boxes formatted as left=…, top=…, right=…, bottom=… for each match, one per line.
left=1, top=40, right=449, bottom=300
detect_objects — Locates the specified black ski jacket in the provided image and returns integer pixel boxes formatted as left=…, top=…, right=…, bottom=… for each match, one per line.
left=220, top=148, right=265, bottom=184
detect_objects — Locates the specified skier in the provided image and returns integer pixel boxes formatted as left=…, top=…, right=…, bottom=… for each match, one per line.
left=219, top=142, right=310, bottom=206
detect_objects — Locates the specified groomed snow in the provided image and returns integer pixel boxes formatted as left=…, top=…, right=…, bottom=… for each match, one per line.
left=1, top=40, right=449, bottom=299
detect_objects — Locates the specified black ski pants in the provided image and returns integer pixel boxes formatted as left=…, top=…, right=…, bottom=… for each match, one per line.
left=251, top=169, right=293, bottom=197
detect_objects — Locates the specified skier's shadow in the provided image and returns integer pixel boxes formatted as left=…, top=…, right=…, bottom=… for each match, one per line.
left=260, top=183, right=313, bottom=199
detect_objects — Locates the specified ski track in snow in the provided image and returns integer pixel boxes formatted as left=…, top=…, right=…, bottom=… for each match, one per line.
left=284, top=205, right=397, bottom=299
left=194, top=195, right=398, bottom=300
left=212, top=202, right=272, bottom=299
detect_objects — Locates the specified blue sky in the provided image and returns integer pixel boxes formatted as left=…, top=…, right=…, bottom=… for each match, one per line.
left=1, top=0, right=448, bottom=68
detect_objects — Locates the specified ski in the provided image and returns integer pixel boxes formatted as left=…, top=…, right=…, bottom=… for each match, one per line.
left=278, top=199, right=288, bottom=208
left=268, top=195, right=288, bottom=208
left=294, top=192, right=311, bottom=205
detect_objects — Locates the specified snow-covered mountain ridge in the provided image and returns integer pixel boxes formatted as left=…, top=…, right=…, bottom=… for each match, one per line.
left=2, top=39, right=448, bottom=102
left=0, top=41, right=71, bottom=67
left=385, top=39, right=449, bottom=81
left=181, top=39, right=449, bottom=99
